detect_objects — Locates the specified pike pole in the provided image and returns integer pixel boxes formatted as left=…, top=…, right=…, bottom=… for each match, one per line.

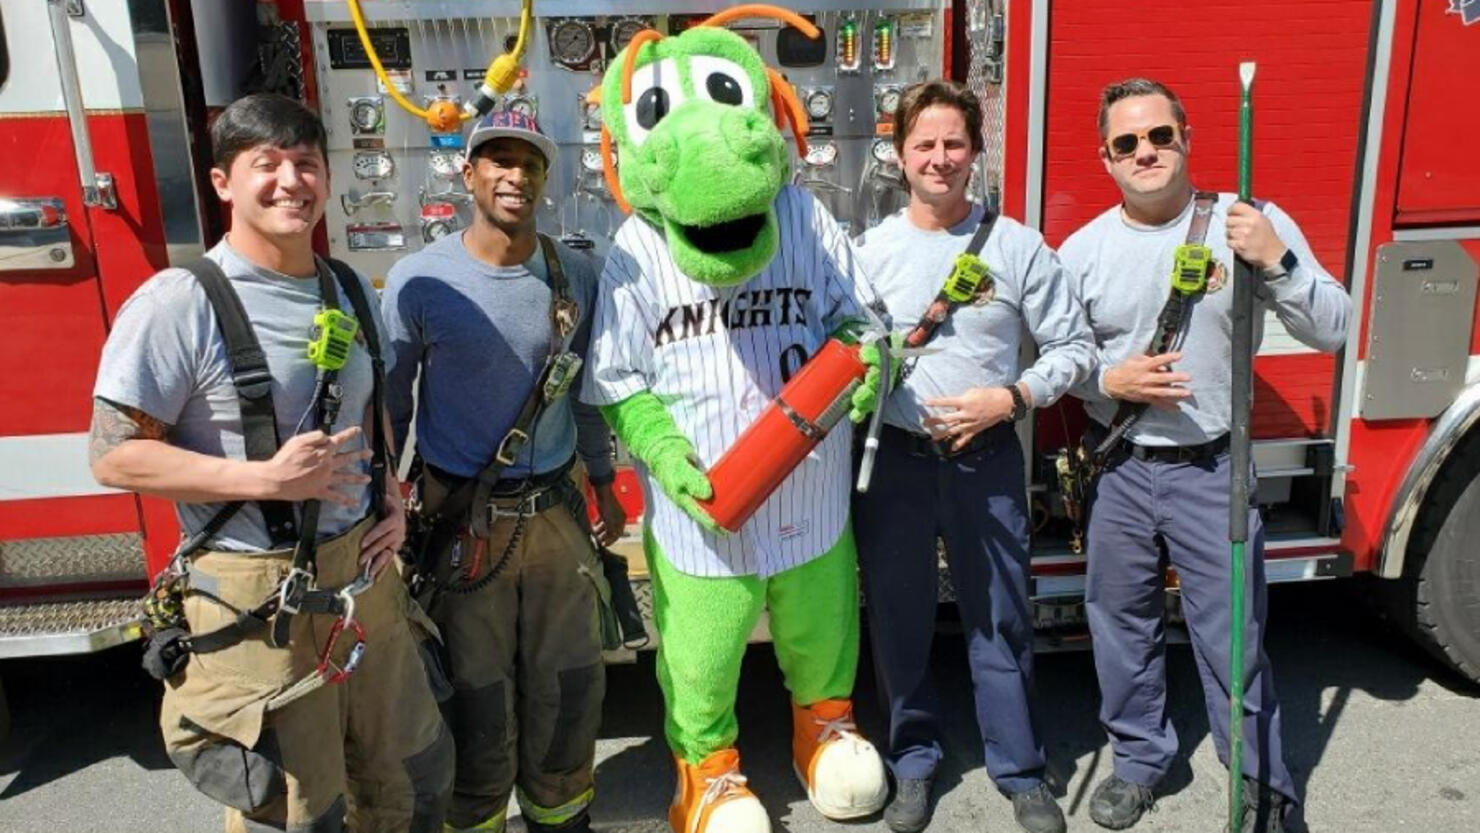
left=1228, top=60, right=1257, bottom=833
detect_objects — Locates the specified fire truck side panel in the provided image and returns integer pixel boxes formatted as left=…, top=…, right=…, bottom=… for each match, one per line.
left=1393, top=0, right=1480, bottom=227
left=998, top=0, right=1034, bottom=223
left=1037, top=0, right=1373, bottom=441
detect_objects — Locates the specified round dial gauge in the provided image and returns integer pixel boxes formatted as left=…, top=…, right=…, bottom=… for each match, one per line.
left=428, top=150, right=465, bottom=179
left=581, top=147, right=604, bottom=173
left=876, top=87, right=901, bottom=116
left=423, top=219, right=454, bottom=242
left=611, top=18, right=649, bottom=54
left=871, top=138, right=897, bottom=164
left=804, top=89, right=834, bottom=121
left=506, top=96, right=537, bottom=118
left=551, top=20, right=597, bottom=66
left=349, top=98, right=382, bottom=132
left=804, top=142, right=838, bottom=168
left=352, top=151, right=394, bottom=180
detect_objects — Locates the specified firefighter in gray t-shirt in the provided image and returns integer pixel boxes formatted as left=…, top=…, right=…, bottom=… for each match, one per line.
left=90, top=94, right=452, bottom=832
left=1060, top=79, right=1350, bottom=833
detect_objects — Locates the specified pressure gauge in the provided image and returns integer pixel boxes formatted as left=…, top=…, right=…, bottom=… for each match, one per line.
left=551, top=19, right=597, bottom=67
left=875, top=86, right=902, bottom=118
left=610, top=18, right=649, bottom=54
left=348, top=96, right=384, bottom=134
left=871, top=138, right=898, bottom=165
left=803, top=88, right=834, bottom=122
left=423, top=219, right=455, bottom=242
left=506, top=95, right=537, bottom=119
left=428, top=149, right=465, bottom=179
left=804, top=142, right=838, bottom=168
left=581, top=146, right=604, bottom=173
left=351, top=150, right=394, bottom=180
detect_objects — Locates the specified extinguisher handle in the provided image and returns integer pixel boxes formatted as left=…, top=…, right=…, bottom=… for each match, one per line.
left=855, top=334, right=894, bottom=493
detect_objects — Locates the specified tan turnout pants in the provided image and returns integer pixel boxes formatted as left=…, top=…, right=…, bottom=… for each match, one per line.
left=433, top=490, right=607, bottom=832
left=159, top=516, right=454, bottom=833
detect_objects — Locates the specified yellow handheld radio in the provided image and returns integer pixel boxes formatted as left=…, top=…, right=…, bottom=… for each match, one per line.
left=942, top=252, right=991, bottom=304
left=1170, top=243, right=1211, bottom=295
left=308, top=309, right=359, bottom=372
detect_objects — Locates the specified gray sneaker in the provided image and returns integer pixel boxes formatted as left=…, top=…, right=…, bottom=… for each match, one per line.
left=1088, top=775, right=1156, bottom=830
left=1010, top=783, right=1066, bottom=833
left=884, top=777, right=933, bottom=833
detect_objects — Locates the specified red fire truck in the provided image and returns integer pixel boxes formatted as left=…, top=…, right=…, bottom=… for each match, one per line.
left=2, top=0, right=1477, bottom=737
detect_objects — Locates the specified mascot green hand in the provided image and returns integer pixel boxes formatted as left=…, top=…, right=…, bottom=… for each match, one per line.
left=586, top=8, right=888, bottom=833
left=599, top=396, right=723, bottom=534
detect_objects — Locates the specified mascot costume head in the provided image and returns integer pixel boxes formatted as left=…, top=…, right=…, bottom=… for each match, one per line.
left=593, top=6, right=815, bottom=286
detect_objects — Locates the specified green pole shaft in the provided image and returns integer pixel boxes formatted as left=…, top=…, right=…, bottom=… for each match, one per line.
left=1229, top=63, right=1256, bottom=833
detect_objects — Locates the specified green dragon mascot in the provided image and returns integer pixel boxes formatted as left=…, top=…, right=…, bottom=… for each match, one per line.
left=578, top=6, right=889, bottom=832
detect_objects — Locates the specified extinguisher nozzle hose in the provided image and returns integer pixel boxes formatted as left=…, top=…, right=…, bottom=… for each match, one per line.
left=856, top=334, right=893, bottom=493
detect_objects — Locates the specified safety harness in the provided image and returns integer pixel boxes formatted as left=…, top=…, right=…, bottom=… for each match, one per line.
left=402, top=234, right=580, bottom=606
left=141, top=255, right=387, bottom=690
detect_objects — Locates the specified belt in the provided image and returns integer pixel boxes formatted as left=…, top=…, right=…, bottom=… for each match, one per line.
left=487, top=476, right=573, bottom=521
left=1121, top=433, right=1230, bottom=464
left=883, top=423, right=1013, bottom=459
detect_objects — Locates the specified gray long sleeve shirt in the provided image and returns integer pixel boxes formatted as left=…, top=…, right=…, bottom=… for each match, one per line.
left=1059, top=193, right=1351, bottom=446
left=382, top=232, right=614, bottom=481
left=854, top=204, right=1096, bottom=433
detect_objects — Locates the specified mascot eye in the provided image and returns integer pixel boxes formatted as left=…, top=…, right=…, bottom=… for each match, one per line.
left=689, top=55, right=755, bottom=109
left=705, top=73, right=744, bottom=106
left=623, top=58, right=685, bottom=147
left=636, top=87, right=671, bottom=129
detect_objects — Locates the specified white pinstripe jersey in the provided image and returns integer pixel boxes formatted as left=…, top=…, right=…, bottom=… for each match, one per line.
left=581, top=186, right=881, bottom=578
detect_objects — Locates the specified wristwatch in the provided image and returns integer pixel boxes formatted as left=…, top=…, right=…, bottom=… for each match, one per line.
left=1006, top=385, right=1031, bottom=422
left=1261, top=248, right=1298, bottom=281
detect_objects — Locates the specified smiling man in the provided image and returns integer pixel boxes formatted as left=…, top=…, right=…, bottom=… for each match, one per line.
left=851, top=79, right=1093, bottom=833
left=1061, top=78, right=1349, bottom=833
left=90, top=93, right=452, bottom=832
left=381, top=110, right=623, bottom=833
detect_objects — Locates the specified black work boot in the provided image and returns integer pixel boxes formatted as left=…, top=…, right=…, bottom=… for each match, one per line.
left=1009, top=783, right=1067, bottom=833
left=1088, top=774, right=1156, bottom=830
left=885, top=776, right=934, bottom=833
left=1236, top=779, right=1293, bottom=833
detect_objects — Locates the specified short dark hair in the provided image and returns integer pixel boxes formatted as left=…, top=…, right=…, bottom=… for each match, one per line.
left=210, top=93, right=328, bottom=171
left=893, top=79, right=984, bottom=156
left=1097, top=78, right=1187, bottom=138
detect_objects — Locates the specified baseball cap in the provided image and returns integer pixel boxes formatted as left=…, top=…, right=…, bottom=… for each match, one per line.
left=465, top=109, right=559, bottom=168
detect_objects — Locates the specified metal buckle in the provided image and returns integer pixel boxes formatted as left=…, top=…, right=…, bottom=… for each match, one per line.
left=495, top=428, right=529, bottom=466
left=489, top=488, right=544, bottom=522
left=277, top=567, right=314, bottom=615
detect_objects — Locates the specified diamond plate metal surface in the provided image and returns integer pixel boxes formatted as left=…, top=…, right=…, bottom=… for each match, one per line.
left=966, top=0, right=1006, bottom=210
left=0, top=533, right=147, bottom=589
left=0, top=598, right=142, bottom=658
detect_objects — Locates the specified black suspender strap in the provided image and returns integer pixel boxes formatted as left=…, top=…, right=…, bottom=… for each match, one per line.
left=466, top=233, right=574, bottom=539
left=1094, top=191, right=1219, bottom=461
left=180, top=258, right=299, bottom=550
left=903, top=206, right=999, bottom=350
left=272, top=258, right=351, bottom=647
left=325, top=258, right=388, bottom=520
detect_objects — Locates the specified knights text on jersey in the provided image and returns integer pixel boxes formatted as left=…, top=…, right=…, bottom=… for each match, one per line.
left=581, top=185, right=880, bottom=578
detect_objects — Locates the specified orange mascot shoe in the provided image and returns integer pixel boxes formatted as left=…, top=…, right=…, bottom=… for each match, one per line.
left=670, top=748, right=771, bottom=833
left=791, top=699, right=888, bottom=820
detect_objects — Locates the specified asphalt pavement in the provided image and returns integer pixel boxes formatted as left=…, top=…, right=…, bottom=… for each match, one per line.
left=2, top=582, right=1476, bottom=833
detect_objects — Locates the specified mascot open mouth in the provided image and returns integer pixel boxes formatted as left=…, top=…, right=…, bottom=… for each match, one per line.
left=677, top=213, right=768, bottom=254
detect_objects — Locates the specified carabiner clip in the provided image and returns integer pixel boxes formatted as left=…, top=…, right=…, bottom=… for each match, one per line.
left=317, top=615, right=368, bottom=685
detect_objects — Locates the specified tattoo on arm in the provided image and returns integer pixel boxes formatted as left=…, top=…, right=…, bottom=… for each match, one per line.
left=89, top=398, right=170, bottom=465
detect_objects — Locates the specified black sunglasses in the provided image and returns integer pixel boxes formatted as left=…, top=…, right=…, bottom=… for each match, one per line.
left=1106, top=124, right=1180, bottom=157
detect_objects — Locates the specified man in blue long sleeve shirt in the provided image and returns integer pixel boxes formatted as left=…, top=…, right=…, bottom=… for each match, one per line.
left=1060, top=79, right=1351, bottom=833
left=381, top=111, right=624, bottom=833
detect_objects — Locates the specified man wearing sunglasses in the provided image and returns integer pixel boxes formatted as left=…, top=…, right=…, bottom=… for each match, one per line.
left=1059, top=78, right=1350, bottom=833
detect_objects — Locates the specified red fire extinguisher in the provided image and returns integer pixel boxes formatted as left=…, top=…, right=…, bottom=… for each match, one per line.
left=698, top=339, right=867, bottom=532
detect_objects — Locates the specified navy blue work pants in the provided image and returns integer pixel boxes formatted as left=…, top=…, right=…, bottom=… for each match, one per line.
left=1085, top=451, right=1297, bottom=806
left=854, top=424, right=1046, bottom=794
